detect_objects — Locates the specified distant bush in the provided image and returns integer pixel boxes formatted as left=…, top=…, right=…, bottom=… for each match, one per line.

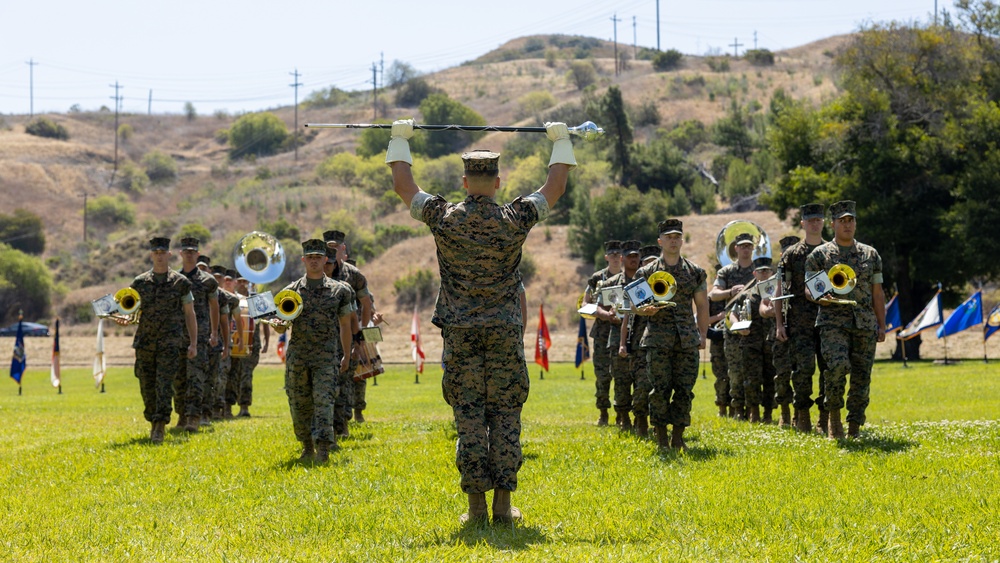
left=25, top=117, right=68, bottom=140
left=516, top=91, right=557, bottom=120
left=707, top=56, right=731, bottom=72
left=315, top=152, right=391, bottom=197
left=394, top=269, right=439, bottom=309
left=418, top=94, right=486, bottom=158
left=519, top=252, right=537, bottom=285
left=118, top=161, right=149, bottom=194
left=665, top=119, right=709, bottom=153
left=544, top=49, right=559, bottom=68
left=744, top=49, right=775, bottom=66
left=87, top=194, right=136, bottom=227
left=176, top=222, right=211, bottom=244
left=303, top=86, right=350, bottom=109
left=0, top=243, right=53, bottom=324
left=632, top=100, right=661, bottom=127
left=652, top=49, right=684, bottom=71
left=0, top=208, right=46, bottom=255
left=524, top=37, right=545, bottom=53
left=142, top=150, right=179, bottom=183
left=227, top=112, right=289, bottom=158
left=184, top=102, right=197, bottom=121
left=567, top=60, right=597, bottom=90
left=258, top=217, right=300, bottom=241
left=117, top=123, right=133, bottom=141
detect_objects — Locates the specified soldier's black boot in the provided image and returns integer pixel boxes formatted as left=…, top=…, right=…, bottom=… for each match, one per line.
left=816, top=409, right=829, bottom=435
left=597, top=409, right=609, bottom=427
left=354, top=409, right=365, bottom=423
left=847, top=421, right=861, bottom=438
left=654, top=425, right=670, bottom=449
left=618, top=411, right=632, bottom=432
left=634, top=415, right=648, bottom=438
left=670, top=425, right=687, bottom=451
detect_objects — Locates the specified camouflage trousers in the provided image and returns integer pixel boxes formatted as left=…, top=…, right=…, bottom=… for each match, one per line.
left=644, top=336, right=699, bottom=428
left=593, top=344, right=612, bottom=410
left=819, top=326, right=876, bottom=425
left=442, top=325, right=528, bottom=494
left=218, top=356, right=242, bottom=410
left=354, top=377, right=367, bottom=412
left=710, top=337, right=729, bottom=407
left=235, top=349, right=259, bottom=407
left=789, top=325, right=824, bottom=411
left=203, top=345, right=221, bottom=417
left=772, top=337, right=793, bottom=406
left=728, top=336, right=775, bottom=409
left=134, top=346, right=182, bottom=423
left=610, top=349, right=650, bottom=417
left=335, top=357, right=359, bottom=427
left=175, top=341, right=209, bottom=417
left=284, top=355, right=339, bottom=444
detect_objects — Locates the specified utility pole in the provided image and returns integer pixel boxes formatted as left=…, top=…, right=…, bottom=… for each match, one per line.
left=611, top=13, right=621, bottom=76
left=656, top=0, right=661, bottom=51
left=289, top=68, right=302, bottom=161
left=380, top=52, right=384, bottom=90
left=148, top=89, right=152, bottom=115
left=729, top=37, right=743, bottom=58
left=632, top=16, right=637, bottom=59
left=371, top=62, right=378, bottom=121
left=79, top=192, right=95, bottom=242
left=109, top=81, right=122, bottom=186
left=754, top=31, right=758, bottom=50
left=935, top=0, right=939, bottom=25
left=26, top=58, right=38, bottom=117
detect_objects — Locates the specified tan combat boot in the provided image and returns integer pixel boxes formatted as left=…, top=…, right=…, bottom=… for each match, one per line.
left=315, top=439, right=336, bottom=463
left=597, top=409, right=609, bottom=427
left=718, top=404, right=728, bottom=417
left=460, top=493, right=488, bottom=525
left=174, top=415, right=186, bottom=429
left=619, top=412, right=632, bottom=432
left=815, top=409, right=829, bottom=435
left=151, top=421, right=166, bottom=444
left=224, top=406, right=235, bottom=420
left=298, top=439, right=314, bottom=461
left=762, top=407, right=773, bottom=424
left=827, top=409, right=845, bottom=440
left=237, top=405, right=250, bottom=418
left=654, top=425, right=670, bottom=449
left=634, top=415, right=649, bottom=438
left=491, top=489, right=522, bottom=525
left=795, top=409, right=812, bottom=433
left=778, top=405, right=792, bottom=428
left=848, top=421, right=861, bottom=438
left=184, top=414, right=200, bottom=432
left=670, top=425, right=687, bottom=451
left=354, top=409, right=365, bottom=423
left=149, top=422, right=158, bottom=443
left=748, top=405, right=761, bottom=423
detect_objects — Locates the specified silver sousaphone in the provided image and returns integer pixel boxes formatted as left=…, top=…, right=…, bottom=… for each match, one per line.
left=234, top=231, right=286, bottom=285
left=715, top=220, right=771, bottom=268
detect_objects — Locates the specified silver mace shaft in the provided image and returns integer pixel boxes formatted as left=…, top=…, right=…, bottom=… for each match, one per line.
left=304, top=120, right=605, bottom=141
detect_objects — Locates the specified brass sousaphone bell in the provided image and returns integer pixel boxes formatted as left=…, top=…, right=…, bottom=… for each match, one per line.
left=648, top=271, right=677, bottom=306
left=715, top=220, right=771, bottom=268
left=828, top=264, right=857, bottom=295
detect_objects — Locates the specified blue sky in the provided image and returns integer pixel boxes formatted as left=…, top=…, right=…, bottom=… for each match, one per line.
left=0, top=0, right=941, bottom=116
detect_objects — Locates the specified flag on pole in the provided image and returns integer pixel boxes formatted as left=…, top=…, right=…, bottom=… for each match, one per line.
left=937, top=291, right=983, bottom=338
left=898, top=290, right=943, bottom=341
left=10, top=318, right=26, bottom=385
left=93, top=319, right=106, bottom=388
left=985, top=304, right=1000, bottom=342
left=885, top=295, right=902, bottom=334
left=275, top=332, right=287, bottom=363
left=534, top=304, right=551, bottom=372
left=410, top=305, right=425, bottom=373
left=50, top=318, right=61, bottom=388
left=574, top=316, right=590, bottom=369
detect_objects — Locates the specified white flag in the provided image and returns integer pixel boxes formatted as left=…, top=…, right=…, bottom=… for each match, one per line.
left=898, top=291, right=943, bottom=341
left=93, top=319, right=106, bottom=388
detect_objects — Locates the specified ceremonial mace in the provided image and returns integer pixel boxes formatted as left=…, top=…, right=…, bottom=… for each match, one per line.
left=304, top=120, right=605, bottom=141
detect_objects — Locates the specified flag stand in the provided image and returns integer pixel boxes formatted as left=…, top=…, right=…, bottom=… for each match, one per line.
left=18, top=385, right=22, bottom=396
left=58, top=385, right=62, bottom=395
left=100, top=383, right=105, bottom=393
left=580, top=369, right=584, bottom=380
left=414, top=371, right=419, bottom=384
left=539, top=369, right=544, bottom=380
left=983, top=338, right=989, bottom=364
left=900, top=336, right=909, bottom=369
left=373, top=376, right=378, bottom=386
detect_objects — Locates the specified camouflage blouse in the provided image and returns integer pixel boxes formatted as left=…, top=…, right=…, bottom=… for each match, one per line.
left=131, top=269, right=193, bottom=351
left=805, top=240, right=884, bottom=331
left=777, top=239, right=824, bottom=327
left=180, top=267, right=218, bottom=340
left=281, top=276, right=354, bottom=366
left=636, top=256, right=707, bottom=350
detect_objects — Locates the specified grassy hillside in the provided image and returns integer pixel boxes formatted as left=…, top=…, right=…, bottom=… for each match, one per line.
left=0, top=33, right=850, bottom=334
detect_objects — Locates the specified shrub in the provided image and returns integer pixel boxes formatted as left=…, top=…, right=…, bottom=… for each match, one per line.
left=707, top=56, right=731, bottom=72
left=118, top=123, right=134, bottom=141
left=184, top=102, right=197, bottom=121
left=0, top=209, right=46, bottom=255
left=393, top=269, right=439, bottom=309
left=567, top=60, right=597, bottom=90
left=544, top=49, right=558, bottom=68
left=652, top=49, right=683, bottom=71
left=25, top=117, right=68, bottom=140
left=227, top=112, right=289, bottom=158
left=418, top=94, right=486, bottom=158
left=0, top=244, right=53, bottom=323
left=176, top=222, right=211, bottom=244
left=665, top=119, right=709, bottom=153
left=519, top=252, right=537, bottom=285
left=118, top=161, right=149, bottom=194
left=302, top=86, right=350, bottom=109
left=142, top=150, right=179, bottom=183
left=315, top=153, right=391, bottom=197
left=86, top=194, right=135, bottom=227
left=516, top=91, right=557, bottom=120
left=499, top=154, right=547, bottom=203
left=744, top=49, right=775, bottom=66
left=632, top=100, right=661, bottom=127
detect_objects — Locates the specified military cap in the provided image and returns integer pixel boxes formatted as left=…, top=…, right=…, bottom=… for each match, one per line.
left=210, top=265, right=226, bottom=275
left=461, top=149, right=500, bottom=175
left=640, top=244, right=660, bottom=260
left=604, top=240, right=623, bottom=253
left=753, top=257, right=774, bottom=271
left=830, top=200, right=857, bottom=219
left=346, top=258, right=357, bottom=266
left=323, top=230, right=346, bottom=246
left=734, top=233, right=755, bottom=246
left=149, top=237, right=170, bottom=251
left=779, top=236, right=800, bottom=251
left=179, top=236, right=200, bottom=251
left=325, top=246, right=337, bottom=262
left=658, top=219, right=683, bottom=235
left=302, top=238, right=328, bottom=256
left=800, top=203, right=825, bottom=220
left=197, top=254, right=211, bottom=266
left=622, top=240, right=642, bottom=256
left=225, top=268, right=237, bottom=279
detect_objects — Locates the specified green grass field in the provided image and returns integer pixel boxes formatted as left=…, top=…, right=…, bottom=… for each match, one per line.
left=2, top=361, right=998, bottom=562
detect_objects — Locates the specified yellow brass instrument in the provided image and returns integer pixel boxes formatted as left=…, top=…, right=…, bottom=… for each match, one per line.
left=230, top=296, right=252, bottom=358
left=715, top=220, right=771, bottom=268
left=829, top=264, right=857, bottom=295
left=649, top=271, right=677, bottom=302
left=274, top=289, right=303, bottom=321
left=92, top=287, right=142, bottom=325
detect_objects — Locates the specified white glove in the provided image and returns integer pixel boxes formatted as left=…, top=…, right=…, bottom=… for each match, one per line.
left=545, top=121, right=577, bottom=169
left=385, top=119, right=414, bottom=165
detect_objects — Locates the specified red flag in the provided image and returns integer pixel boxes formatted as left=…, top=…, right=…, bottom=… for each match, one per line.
left=534, top=304, right=551, bottom=372
left=411, top=305, right=425, bottom=373
left=50, top=318, right=61, bottom=388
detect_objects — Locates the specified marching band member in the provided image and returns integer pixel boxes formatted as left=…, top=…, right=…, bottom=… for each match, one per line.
left=586, top=240, right=622, bottom=427
left=764, top=235, right=800, bottom=428
left=709, top=233, right=756, bottom=419
left=602, top=240, right=641, bottom=432
left=173, top=237, right=219, bottom=432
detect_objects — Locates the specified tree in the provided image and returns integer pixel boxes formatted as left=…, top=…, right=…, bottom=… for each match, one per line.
left=569, top=186, right=673, bottom=265
left=25, top=117, right=68, bottom=140
left=227, top=112, right=289, bottom=158
left=628, top=138, right=697, bottom=195
left=591, top=86, right=633, bottom=186
left=176, top=223, right=211, bottom=244
left=0, top=243, right=53, bottom=323
left=394, top=77, right=442, bottom=107
left=651, top=49, right=684, bottom=71
left=567, top=60, right=597, bottom=90
left=417, top=94, right=486, bottom=158
left=0, top=209, right=46, bottom=255
left=387, top=60, right=419, bottom=88
left=184, top=102, right=197, bottom=121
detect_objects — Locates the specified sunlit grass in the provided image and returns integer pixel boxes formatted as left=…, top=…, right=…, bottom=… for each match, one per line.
left=1, top=360, right=998, bottom=561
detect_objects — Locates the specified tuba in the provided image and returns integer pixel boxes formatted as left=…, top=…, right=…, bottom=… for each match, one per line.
left=829, top=264, right=857, bottom=295
left=648, top=271, right=677, bottom=306
left=715, top=220, right=771, bottom=268
left=234, top=231, right=286, bottom=285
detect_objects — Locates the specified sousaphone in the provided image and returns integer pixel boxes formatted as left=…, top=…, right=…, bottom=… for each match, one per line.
left=715, top=220, right=771, bottom=268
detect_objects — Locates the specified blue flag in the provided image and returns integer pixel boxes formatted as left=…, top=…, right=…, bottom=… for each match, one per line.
left=937, top=291, right=983, bottom=338
left=10, top=319, right=26, bottom=385
left=885, top=295, right=902, bottom=334
left=575, top=317, right=590, bottom=369
left=985, top=304, right=1000, bottom=342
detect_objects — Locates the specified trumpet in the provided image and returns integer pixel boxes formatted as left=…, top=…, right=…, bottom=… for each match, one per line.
left=829, top=264, right=857, bottom=295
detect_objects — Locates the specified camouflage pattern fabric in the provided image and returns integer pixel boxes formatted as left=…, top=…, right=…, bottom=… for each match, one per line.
left=442, top=325, right=528, bottom=494
left=714, top=263, right=754, bottom=295
left=709, top=296, right=729, bottom=406
left=635, top=256, right=706, bottom=428
left=282, top=275, right=354, bottom=444
left=174, top=267, right=218, bottom=417
left=779, top=239, right=824, bottom=410
left=603, top=269, right=637, bottom=416
left=130, top=269, right=193, bottom=423
left=588, top=266, right=615, bottom=410
left=235, top=321, right=262, bottom=407
left=772, top=334, right=793, bottom=406
left=203, top=288, right=229, bottom=417
left=353, top=377, right=367, bottom=412
left=727, top=292, right=775, bottom=409
left=806, top=240, right=883, bottom=424
left=331, top=260, right=371, bottom=302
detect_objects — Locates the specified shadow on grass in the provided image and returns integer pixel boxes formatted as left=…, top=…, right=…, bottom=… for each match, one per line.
left=275, top=452, right=354, bottom=471
left=107, top=436, right=153, bottom=449
left=837, top=431, right=917, bottom=454
left=654, top=444, right=732, bottom=463
left=436, top=520, right=547, bottom=551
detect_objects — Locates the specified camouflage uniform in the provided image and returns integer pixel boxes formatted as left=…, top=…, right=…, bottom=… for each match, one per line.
left=174, top=266, right=218, bottom=419
left=282, top=275, right=354, bottom=445
left=587, top=268, right=615, bottom=411
left=204, top=285, right=230, bottom=419
left=708, top=297, right=728, bottom=407
left=637, top=256, right=707, bottom=429
left=806, top=239, right=883, bottom=425
left=235, top=320, right=263, bottom=408
left=730, top=290, right=776, bottom=410
left=604, top=269, right=648, bottom=419
left=131, top=269, right=193, bottom=424
left=328, top=260, right=369, bottom=426
left=411, top=189, right=546, bottom=494
left=217, top=289, right=243, bottom=413
left=714, top=263, right=754, bottom=411
left=779, top=240, right=826, bottom=411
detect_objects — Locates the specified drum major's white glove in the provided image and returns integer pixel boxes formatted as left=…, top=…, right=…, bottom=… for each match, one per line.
left=385, top=119, right=415, bottom=165
left=545, top=121, right=577, bottom=169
